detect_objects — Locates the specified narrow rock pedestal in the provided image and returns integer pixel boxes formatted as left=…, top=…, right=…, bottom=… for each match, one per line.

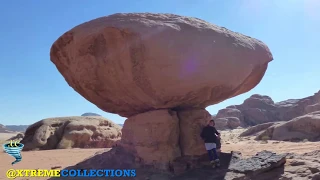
left=119, top=108, right=211, bottom=173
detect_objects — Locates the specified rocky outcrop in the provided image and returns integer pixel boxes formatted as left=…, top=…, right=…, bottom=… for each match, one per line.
left=214, top=90, right=320, bottom=129
left=7, top=133, right=24, bottom=141
left=255, top=111, right=320, bottom=141
left=50, top=13, right=273, bottom=118
left=226, top=150, right=287, bottom=179
left=49, top=12, right=272, bottom=175
left=239, top=122, right=283, bottom=137
left=21, top=116, right=122, bottom=151
left=214, top=108, right=243, bottom=129
left=81, top=112, right=101, bottom=116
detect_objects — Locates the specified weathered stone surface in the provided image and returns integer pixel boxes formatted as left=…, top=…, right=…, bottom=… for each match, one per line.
left=227, top=117, right=241, bottom=129
left=239, top=122, right=281, bottom=137
left=214, top=90, right=320, bottom=128
left=176, top=108, right=210, bottom=156
left=7, top=133, right=24, bottom=141
left=228, top=150, right=286, bottom=176
left=119, top=109, right=181, bottom=170
left=21, top=116, right=121, bottom=151
left=306, top=103, right=320, bottom=114
left=256, top=111, right=320, bottom=141
left=215, top=118, right=229, bottom=130
left=50, top=13, right=273, bottom=117
left=214, top=108, right=243, bottom=129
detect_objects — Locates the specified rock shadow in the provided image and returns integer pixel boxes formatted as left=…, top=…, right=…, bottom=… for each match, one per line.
left=48, top=147, right=234, bottom=180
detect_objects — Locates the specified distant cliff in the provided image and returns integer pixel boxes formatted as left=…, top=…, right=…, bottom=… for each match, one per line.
left=5, top=125, right=29, bottom=132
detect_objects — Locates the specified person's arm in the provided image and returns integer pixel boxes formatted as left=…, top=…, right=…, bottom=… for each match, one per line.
left=214, top=127, right=220, bottom=136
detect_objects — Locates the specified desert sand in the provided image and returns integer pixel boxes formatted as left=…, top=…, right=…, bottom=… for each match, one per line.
left=1, top=129, right=319, bottom=180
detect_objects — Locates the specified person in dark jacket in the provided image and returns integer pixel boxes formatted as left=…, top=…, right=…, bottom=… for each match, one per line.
left=200, top=120, right=221, bottom=167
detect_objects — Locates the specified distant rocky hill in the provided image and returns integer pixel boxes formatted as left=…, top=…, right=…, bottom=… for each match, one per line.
left=81, top=112, right=101, bottom=116
left=0, top=124, right=12, bottom=133
left=5, top=125, right=29, bottom=132
left=214, top=90, right=320, bottom=130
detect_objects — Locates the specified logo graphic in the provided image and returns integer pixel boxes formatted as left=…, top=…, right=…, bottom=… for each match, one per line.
left=3, top=140, right=24, bottom=165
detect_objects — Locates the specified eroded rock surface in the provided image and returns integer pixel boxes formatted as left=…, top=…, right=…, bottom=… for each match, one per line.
left=177, top=108, right=210, bottom=156
left=50, top=13, right=273, bottom=117
left=214, top=90, right=320, bottom=129
left=21, top=116, right=122, bottom=151
left=119, top=109, right=181, bottom=170
left=256, top=111, right=320, bottom=141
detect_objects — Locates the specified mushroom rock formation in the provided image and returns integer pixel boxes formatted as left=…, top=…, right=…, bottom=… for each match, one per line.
left=50, top=13, right=273, bottom=172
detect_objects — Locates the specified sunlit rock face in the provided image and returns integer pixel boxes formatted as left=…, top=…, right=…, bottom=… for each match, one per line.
left=50, top=13, right=273, bottom=117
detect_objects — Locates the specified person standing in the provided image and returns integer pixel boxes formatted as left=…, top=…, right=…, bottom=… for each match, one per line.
left=200, top=120, right=221, bottom=167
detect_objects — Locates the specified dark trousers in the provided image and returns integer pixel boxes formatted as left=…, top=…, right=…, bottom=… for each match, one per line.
left=207, top=148, right=218, bottom=161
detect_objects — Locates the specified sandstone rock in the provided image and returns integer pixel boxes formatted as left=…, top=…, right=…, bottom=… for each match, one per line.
left=214, top=118, right=229, bottom=130
left=21, top=116, right=121, bottom=151
left=50, top=13, right=273, bottom=117
left=7, top=133, right=24, bottom=141
left=120, top=109, right=181, bottom=170
left=256, top=111, right=320, bottom=141
left=240, top=122, right=280, bottom=137
left=227, top=117, right=241, bottom=129
left=305, top=103, right=320, bottom=114
left=216, top=108, right=244, bottom=120
left=215, top=108, right=243, bottom=128
left=214, top=89, right=320, bottom=128
left=176, top=108, right=210, bottom=156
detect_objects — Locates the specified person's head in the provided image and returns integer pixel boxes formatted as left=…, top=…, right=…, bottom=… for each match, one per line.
left=208, top=120, right=215, bottom=127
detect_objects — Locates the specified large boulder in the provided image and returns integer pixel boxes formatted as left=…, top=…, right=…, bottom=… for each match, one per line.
left=21, top=116, right=122, bottom=151
left=214, top=108, right=243, bottom=129
left=50, top=13, right=273, bottom=117
left=256, top=111, right=320, bottom=141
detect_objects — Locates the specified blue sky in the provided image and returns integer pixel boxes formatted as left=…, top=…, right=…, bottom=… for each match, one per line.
left=0, top=0, right=319, bottom=125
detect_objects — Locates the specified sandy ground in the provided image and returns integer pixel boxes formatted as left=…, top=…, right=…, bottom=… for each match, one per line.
left=0, top=132, right=19, bottom=143
left=0, top=129, right=319, bottom=179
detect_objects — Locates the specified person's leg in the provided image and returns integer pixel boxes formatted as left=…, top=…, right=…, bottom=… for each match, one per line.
left=205, top=143, right=214, bottom=162
left=212, top=148, right=218, bottom=160
left=207, top=149, right=214, bottom=161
